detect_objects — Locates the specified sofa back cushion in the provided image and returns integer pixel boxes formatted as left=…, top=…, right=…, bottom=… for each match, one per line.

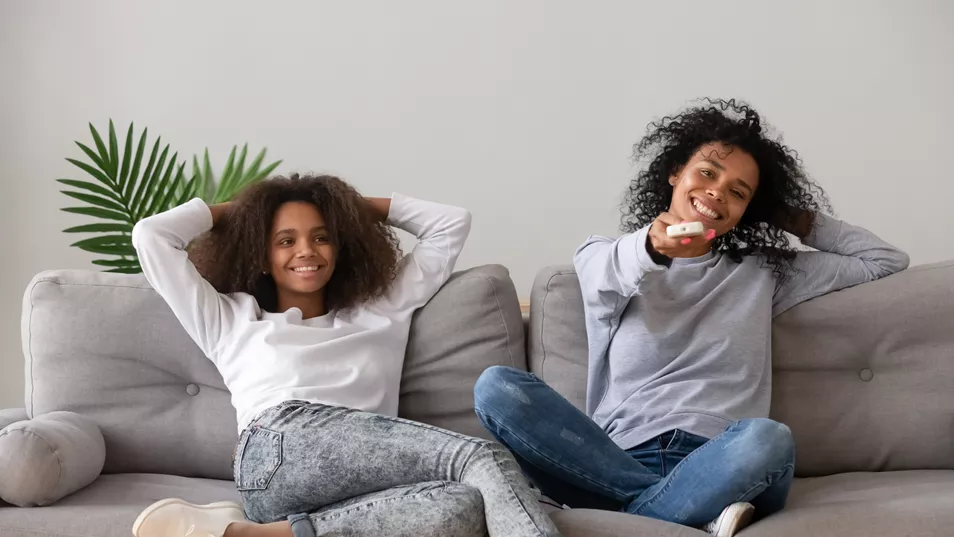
left=528, top=261, right=954, bottom=477
left=22, top=265, right=526, bottom=480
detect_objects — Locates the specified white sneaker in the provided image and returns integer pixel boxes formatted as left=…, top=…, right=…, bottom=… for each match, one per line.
left=702, top=502, right=755, bottom=537
left=132, top=498, right=246, bottom=537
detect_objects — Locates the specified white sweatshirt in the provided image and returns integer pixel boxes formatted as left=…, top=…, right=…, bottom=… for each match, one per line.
left=132, top=194, right=472, bottom=433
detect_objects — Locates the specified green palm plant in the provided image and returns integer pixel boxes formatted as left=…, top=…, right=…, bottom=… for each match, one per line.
left=189, top=144, right=283, bottom=204
left=59, top=120, right=281, bottom=273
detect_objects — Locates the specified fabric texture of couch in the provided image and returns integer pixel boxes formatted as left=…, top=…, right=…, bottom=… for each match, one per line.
left=2, top=259, right=952, bottom=536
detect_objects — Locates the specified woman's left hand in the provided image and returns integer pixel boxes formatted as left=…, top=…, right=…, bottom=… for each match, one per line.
left=364, top=197, right=392, bottom=222
left=774, top=206, right=816, bottom=238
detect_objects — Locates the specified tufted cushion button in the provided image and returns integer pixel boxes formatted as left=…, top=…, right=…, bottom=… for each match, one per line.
left=185, top=384, right=200, bottom=396
left=859, top=369, right=874, bottom=382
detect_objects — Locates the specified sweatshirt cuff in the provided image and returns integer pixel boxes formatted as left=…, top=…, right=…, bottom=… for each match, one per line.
left=177, top=198, right=215, bottom=242
left=385, top=192, right=411, bottom=227
left=802, top=213, right=842, bottom=253
left=621, top=225, right=668, bottom=276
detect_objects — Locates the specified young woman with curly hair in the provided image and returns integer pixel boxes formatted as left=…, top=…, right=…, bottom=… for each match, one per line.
left=130, top=174, right=561, bottom=537
left=474, top=99, right=909, bottom=536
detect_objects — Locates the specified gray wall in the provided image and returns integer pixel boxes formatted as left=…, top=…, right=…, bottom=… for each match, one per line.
left=1, top=0, right=952, bottom=409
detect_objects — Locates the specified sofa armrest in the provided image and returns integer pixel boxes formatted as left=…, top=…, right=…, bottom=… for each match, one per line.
left=0, top=411, right=105, bottom=506
left=0, top=408, right=28, bottom=431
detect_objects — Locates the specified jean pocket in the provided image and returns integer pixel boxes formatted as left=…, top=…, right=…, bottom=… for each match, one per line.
left=234, top=427, right=283, bottom=491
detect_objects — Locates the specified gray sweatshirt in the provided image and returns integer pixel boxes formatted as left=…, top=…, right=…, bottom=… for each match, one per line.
left=573, top=214, right=909, bottom=450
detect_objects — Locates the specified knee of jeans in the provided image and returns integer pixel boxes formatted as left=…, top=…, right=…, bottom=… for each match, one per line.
left=443, top=483, right=485, bottom=511
left=437, top=484, right=487, bottom=537
left=473, top=366, right=529, bottom=408
left=737, top=418, right=795, bottom=467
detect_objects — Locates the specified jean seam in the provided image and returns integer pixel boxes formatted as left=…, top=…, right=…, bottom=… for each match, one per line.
left=735, top=462, right=795, bottom=504
left=483, top=443, right=547, bottom=536
left=631, top=424, right=731, bottom=514
left=474, top=399, right=632, bottom=501
left=293, top=402, right=487, bottom=448
left=311, top=484, right=451, bottom=522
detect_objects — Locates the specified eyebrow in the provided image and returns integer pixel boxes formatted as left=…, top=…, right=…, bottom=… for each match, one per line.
left=702, top=159, right=755, bottom=193
left=274, top=226, right=327, bottom=236
left=702, top=158, right=725, bottom=171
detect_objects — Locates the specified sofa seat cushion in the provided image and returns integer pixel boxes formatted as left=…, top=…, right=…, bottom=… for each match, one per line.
left=0, top=473, right=239, bottom=537
left=743, top=470, right=954, bottom=536
left=551, top=508, right=708, bottom=536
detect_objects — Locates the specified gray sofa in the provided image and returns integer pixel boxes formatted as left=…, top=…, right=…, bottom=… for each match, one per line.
left=1, top=260, right=953, bottom=537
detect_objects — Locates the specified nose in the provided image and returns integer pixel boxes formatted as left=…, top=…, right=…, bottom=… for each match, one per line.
left=294, top=241, right=318, bottom=259
left=706, top=187, right=725, bottom=203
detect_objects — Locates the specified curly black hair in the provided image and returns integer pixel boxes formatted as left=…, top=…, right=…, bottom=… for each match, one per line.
left=623, top=98, right=831, bottom=281
left=189, top=174, right=400, bottom=312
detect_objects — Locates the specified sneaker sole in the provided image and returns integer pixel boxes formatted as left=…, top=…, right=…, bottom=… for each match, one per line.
left=131, top=498, right=244, bottom=536
left=715, top=503, right=755, bottom=537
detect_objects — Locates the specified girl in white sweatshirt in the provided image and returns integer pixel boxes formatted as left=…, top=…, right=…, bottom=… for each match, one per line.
left=130, top=174, right=560, bottom=537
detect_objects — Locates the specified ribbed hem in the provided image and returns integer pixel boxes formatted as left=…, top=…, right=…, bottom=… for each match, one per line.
left=288, top=513, right=316, bottom=537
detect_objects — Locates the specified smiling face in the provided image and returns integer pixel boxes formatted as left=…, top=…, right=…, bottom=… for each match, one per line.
left=267, top=201, right=337, bottom=310
left=668, top=142, right=760, bottom=237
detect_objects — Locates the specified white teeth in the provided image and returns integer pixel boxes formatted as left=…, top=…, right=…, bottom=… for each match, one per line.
left=292, top=266, right=318, bottom=272
left=693, top=199, right=720, bottom=219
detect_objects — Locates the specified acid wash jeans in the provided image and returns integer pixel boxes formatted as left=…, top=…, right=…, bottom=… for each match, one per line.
left=473, top=367, right=795, bottom=528
left=233, top=400, right=561, bottom=537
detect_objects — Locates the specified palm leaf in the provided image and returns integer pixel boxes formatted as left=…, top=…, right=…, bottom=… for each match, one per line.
left=140, top=152, right=178, bottom=219
left=92, top=258, right=141, bottom=267
left=176, top=175, right=198, bottom=206
left=64, top=223, right=133, bottom=233
left=105, top=267, right=142, bottom=274
left=62, top=206, right=129, bottom=221
left=60, top=190, right=128, bottom=214
left=71, top=234, right=132, bottom=248
left=202, top=150, right=214, bottom=200
left=117, top=123, right=134, bottom=195
left=88, top=123, right=111, bottom=174
left=211, top=146, right=238, bottom=204
left=71, top=235, right=135, bottom=256
left=125, top=127, right=148, bottom=200
left=66, top=158, right=112, bottom=187
left=74, top=142, right=107, bottom=171
left=107, top=120, right=120, bottom=181
left=131, top=137, right=162, bottom=208
left=146, top=161, right=186, bottom=216
left=56, top=179, right=124, bottom=203
left=130, top=144, right=169, bottom=220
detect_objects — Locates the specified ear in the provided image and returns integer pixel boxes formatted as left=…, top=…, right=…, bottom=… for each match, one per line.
left=668, top=166, right=683, bottom=187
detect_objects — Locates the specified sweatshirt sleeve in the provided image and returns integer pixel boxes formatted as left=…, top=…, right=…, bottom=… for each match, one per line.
left=573, top=225, right=667, bottom=322
left=372, top=193, right=472, bottom=313
left=132, top=198, right=238, bottom=357
left=772, top=213, right=910, bottom=316
left=573, top=225, right=667, bottom=416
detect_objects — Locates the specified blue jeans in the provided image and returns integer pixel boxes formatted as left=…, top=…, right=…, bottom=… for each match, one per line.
left=473, top=366, right=795, bottom=527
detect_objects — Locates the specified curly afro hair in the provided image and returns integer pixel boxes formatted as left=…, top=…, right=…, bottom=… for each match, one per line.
left=189, top=174, right=400, bottom=312
left=623, top=98, right=831, bottom=281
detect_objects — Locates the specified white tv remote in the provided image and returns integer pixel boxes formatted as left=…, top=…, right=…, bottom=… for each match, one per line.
left=666, top=222, right=705, bottom=238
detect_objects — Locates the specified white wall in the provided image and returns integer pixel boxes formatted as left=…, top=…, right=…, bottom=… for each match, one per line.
left=1, top=0, right=952, bottom=409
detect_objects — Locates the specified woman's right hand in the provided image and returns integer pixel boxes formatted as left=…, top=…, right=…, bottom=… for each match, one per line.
left=208, top=202, right=232, bottom=226
left=646, top=211, right=716, bottom=262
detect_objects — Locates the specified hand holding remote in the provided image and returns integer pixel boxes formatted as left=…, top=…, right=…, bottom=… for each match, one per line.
left=647, top=212, right=717, bottom=262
